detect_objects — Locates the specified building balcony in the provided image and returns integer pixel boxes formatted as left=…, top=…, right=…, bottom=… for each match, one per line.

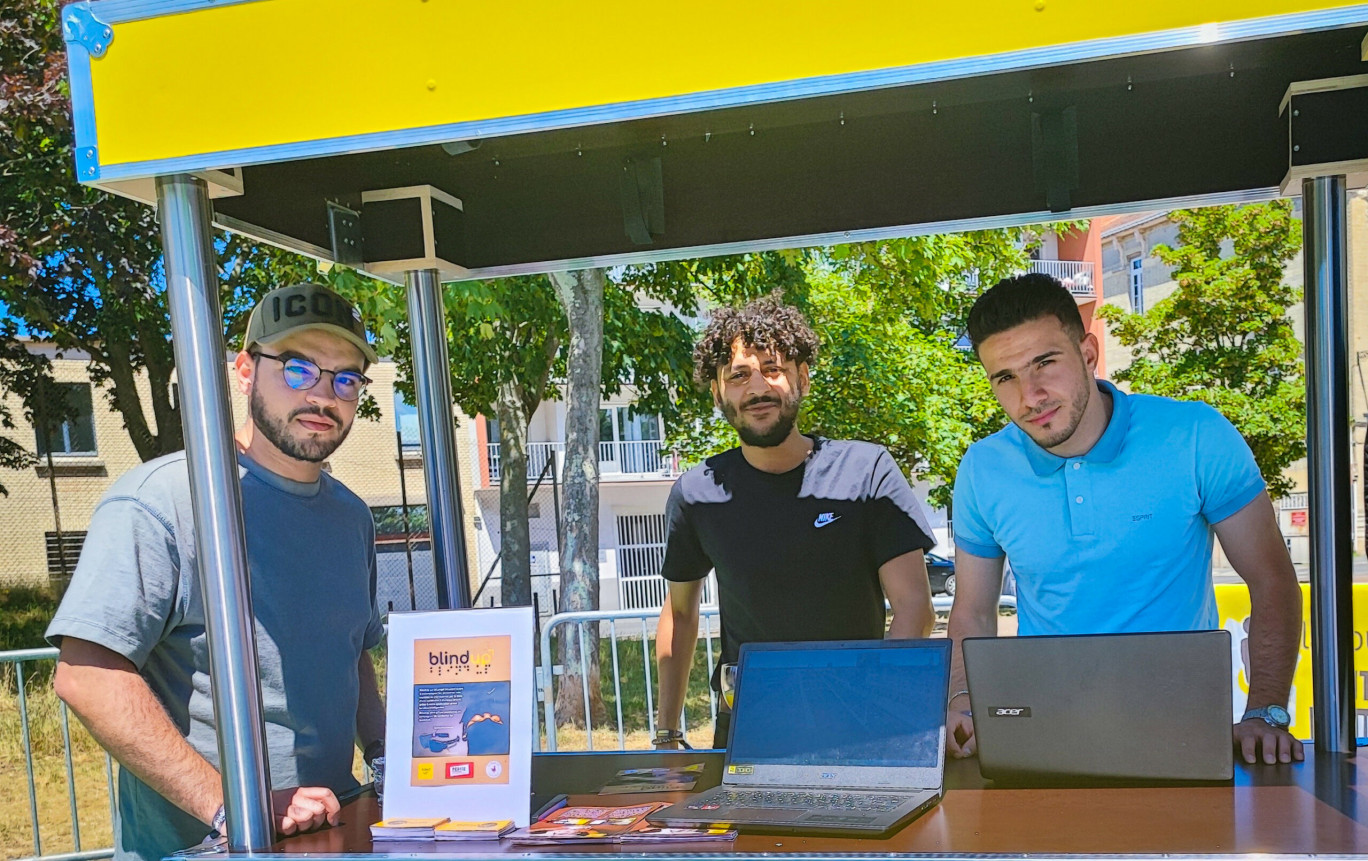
left=487, top=440, right=683, bottom=483
left=1027, top=260, right=1095, bottom=300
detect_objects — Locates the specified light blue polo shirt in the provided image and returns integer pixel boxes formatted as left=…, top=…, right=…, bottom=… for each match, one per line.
left=953, top=380, right=1265, bottom=636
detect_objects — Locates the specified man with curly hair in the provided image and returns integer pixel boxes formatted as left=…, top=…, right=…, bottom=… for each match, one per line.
left=651, top=296, right=937, bottom=749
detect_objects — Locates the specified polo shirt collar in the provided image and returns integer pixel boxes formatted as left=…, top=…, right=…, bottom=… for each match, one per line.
left=1021, top=379, right=1130, bottom=476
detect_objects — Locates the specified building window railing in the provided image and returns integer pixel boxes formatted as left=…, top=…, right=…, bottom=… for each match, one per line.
left=1027, top=260, right=1095, bottom=299
left=487, top=440, right=681, bottom=481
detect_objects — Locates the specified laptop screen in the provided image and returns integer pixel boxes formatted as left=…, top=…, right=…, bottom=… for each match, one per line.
left=729, top=641, right=949, bottom=769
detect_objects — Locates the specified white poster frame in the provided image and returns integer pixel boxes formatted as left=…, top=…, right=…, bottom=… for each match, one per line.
left=382, top=607, right=535, bottom=824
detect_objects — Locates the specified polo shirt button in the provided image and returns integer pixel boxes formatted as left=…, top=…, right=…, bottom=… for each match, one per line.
left=1073, top=462, right=1081, bottom=470
left=1075, top=496, right=1084, bottom=504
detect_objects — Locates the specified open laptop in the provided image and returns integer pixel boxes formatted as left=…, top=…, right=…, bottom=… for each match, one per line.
left=963, top=630, right=1234, bottom=782
left=650, top=638, right=952, bottom=836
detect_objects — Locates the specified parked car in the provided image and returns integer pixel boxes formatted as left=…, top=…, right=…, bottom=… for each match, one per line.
left=927, top=552, right=956, bottom=596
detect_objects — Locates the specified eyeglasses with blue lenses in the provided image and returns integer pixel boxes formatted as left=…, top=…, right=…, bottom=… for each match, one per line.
left=253, top=352, right=370, bottom=401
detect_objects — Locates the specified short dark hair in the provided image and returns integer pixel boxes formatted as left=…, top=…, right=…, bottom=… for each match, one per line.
left=693, top=295, right=819, bottom=389
left=967, top=273, right=1086, bottom=355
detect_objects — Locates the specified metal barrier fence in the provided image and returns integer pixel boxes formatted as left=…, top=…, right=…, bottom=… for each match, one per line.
left=537, top=606, right=723, bottom=752
left=538, top=595, right=1016, bottom=751
left=2, top=647, right=115, bottom=861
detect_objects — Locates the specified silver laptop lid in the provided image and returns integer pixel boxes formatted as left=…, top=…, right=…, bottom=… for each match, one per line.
left=963, top=630, right=1234, bottom=781
left=723, top=639, right=952, bottom=791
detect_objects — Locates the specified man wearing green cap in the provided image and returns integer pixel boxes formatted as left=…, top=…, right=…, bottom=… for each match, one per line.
left=47, top=284, right=386, bottom=861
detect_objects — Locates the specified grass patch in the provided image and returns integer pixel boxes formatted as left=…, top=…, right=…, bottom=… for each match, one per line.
left=1, top=586, right=59, bottom=653
left=596, top=635, right=723, bottom=735
left=0, top=660, right=113, bottom=861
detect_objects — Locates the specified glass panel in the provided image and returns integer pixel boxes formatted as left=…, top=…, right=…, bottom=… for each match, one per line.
left=395, top=393, right=421, bottom=448
left=66, top=385, right=96, bottom=453
left=599, top=408, right=616, bottom=443
left=623, top=408, right=661, bottom=441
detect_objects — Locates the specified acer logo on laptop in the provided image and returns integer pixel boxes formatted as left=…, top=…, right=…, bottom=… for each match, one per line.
left=992, top=706, right=1032, bottom=717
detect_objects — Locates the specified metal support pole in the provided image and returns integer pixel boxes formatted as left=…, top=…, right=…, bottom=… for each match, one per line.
left=395, top=427, right=417, bottom=611
left=1302, top=175, right=1357, bottom=754
left=155, top=174, right=274, bottom=849
left=405, top=268, right=472, bottom=609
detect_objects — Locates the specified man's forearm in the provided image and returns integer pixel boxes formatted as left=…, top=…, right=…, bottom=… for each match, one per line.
left=945, top=604, right=999, bottom=701
left=887, top=599, right=934, bottom=639
left=654, top=599, right=699, bottom=729
left=356, top=649, right=386, bottom=752
left=56, top=648, right=222, bottom=825
left=1245, top=571, right=1303, bottom=710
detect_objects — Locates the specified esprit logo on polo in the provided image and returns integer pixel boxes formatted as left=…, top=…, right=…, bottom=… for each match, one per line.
left=992, top=707, right=1032, bottom=717
left=814, top=513, right=841, bottom=528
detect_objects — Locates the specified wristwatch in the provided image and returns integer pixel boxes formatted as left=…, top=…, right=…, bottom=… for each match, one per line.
left=1241, top=704, right=1292, bottom=729
left=207, top=805, right=227, bottom=840
left=652, top=728, right=692, bottom=749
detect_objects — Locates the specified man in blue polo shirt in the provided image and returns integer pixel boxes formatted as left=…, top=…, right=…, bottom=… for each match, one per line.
left=946, top=273, right=1303, bottom=766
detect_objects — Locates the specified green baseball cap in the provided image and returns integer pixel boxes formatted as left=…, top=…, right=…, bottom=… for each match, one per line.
left=243, top=283, right=378, bottom=364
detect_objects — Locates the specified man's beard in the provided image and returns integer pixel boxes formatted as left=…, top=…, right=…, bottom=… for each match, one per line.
left=720, top=391, right=801, bottom=448
left=1016, top=375, right=1092, bottom=450
left=249, top=387, right=351, bottom=463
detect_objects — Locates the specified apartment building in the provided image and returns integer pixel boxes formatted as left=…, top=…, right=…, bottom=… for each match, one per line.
left=1093, top=193, right=1368, bottom=559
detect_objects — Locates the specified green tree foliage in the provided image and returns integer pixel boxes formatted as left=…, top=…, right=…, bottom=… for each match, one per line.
left=329, top=264, right=697, bottom=615
left=662, top=230, right=1070, bottom=507
left=1097, top=202, right=1304, bottom=498
left=0, top=0, right=311, bottom=462
left=0, top=320, right=59, bottom=495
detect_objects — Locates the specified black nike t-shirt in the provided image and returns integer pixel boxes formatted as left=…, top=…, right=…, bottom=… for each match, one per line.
left=661, top=437, right=935, bottom=686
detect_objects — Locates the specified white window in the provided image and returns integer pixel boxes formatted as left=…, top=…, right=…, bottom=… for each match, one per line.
left=36, top=383, right=97, bottom=457
left=1128, top=257, right=1145, bottom=313
left=599, top=407, right=664, bottom=474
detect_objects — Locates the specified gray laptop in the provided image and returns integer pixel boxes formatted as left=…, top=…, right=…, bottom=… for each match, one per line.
left=963, top=630, right=1234, bottom=782
left=650, top=638, right=951, bottom=836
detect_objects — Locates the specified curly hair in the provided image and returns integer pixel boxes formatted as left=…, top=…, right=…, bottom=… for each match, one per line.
left=693, top=295, right=820, bottom=389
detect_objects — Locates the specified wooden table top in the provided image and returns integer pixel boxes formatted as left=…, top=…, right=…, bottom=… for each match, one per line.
left=213, top=749, right=1368, bottom=858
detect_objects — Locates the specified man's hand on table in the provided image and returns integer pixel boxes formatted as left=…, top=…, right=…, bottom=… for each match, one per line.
left=947, top=708, right=977, bottom=758
left=1233, top=719, right=1304, bottom=765
left=272, top=786, right=341, bottom=835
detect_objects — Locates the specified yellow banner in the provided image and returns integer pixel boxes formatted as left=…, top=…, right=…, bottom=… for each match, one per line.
left=84, top=0, right=1364, bottom=170
left=1214, top=582, right=1364, bottom=739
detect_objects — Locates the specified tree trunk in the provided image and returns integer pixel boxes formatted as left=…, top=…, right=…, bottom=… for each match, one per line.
left=494, top=382, right=533, bottom=607
left=548, top=268, right=608, bottom=729
left=102, top=339, right=166, bottom=461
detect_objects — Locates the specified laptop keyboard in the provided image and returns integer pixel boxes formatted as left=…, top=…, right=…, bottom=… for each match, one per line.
left=690, top=790, right=909, bottom=812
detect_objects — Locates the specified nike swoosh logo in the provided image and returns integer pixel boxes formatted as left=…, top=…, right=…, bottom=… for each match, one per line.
left=814, top=514, right=841, bottom=528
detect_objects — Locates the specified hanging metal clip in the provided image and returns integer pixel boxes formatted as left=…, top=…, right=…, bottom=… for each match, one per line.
left=62, top=5, right=114, bottom=58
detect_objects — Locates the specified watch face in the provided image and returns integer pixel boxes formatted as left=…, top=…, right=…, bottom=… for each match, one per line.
left=1268, top=705, right=1291, bottom=727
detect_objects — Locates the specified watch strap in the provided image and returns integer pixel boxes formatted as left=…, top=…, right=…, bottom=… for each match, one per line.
left=652, top=729, right=693, bottom=749
left=363, top=739, right=384, bottom=768
left=1241, top=705, right=1290, bottom=728
left=206, top=804, right=227, bottom=841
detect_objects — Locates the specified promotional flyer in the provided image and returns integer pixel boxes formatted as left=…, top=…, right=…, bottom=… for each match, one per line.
left=384, top=607, right=534, bottom=824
